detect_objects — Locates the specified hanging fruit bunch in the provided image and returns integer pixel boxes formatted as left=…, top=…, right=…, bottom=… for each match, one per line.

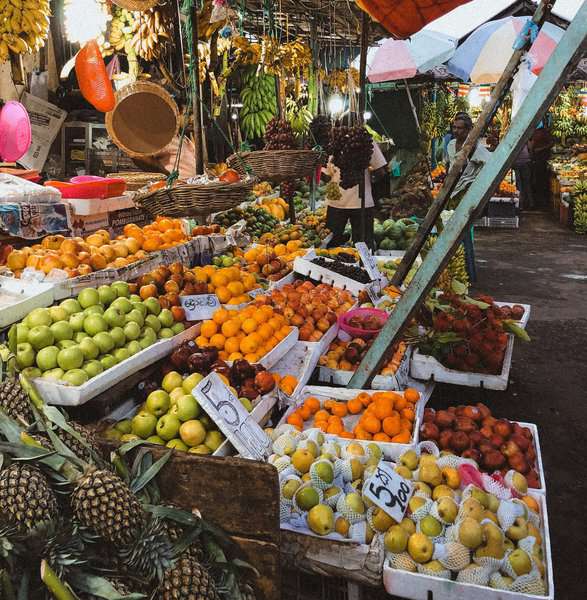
left=264, top=117, right=296, bottom=150
left=551, top=85, right=587, bottom=143
left=0, top=0, right=50, bottom=61
left=286, top=97, right=312, bottom=139
left=323, top=68, right=359, bottom=93
left=330, top=124, right=373, bottom=189
left=240, top=66, right=277, bottom=140
left=309, top=115, right=332, bottom=151
left=572, top=179, right=587, bottom=234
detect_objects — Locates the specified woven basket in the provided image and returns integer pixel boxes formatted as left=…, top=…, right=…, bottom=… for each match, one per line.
left=133, top=178, right=256, bottom=218
left=227, top=149, right=325, bottom=183
left=107, top=171, right=166, bottom=191
left=111, top=0, right=158, bottom=11
left=106, top=82, right=179, bottom=158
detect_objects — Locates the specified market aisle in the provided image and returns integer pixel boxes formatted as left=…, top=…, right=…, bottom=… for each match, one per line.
left=432, top=212, right=587, bottom=599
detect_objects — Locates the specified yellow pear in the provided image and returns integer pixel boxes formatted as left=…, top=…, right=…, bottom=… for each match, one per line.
left=457, top=517, right=483, bottom=549
left=335, top=516, right=350, bottom=537
left=432, top=484, right=454, bottom=501
left=384, top=525, right=409, bottom=553
left=408, top=496, right=426, bottom=514
left=419, top=454, right=437, bottom=467
left=474, top=522, right=505, bottom=560
left=371, top=507, right=397, bottom=532
left=508, top=549, right=532, bottom=576
left=436, top=497, right=458, bottom=524
left=441, top=467, right=460, bottom=489
left=399, top=517, right=416, bottom=535
left=413, top=482, right=432, bottom=497
left=419, top=462, right=442, bottom=487
left=399, top=449, right=419, bottom=470
left=307, top=504, right=335, bottom=536
left=407, top=532, right=433, bottom=563
left=395, top=465, right=413, bottom=480
left=460, top=497, right=484, bottom=521
left=291, top=449, right=314, bottom=474
left=423, top=560, right=445, bottom=572
left=419, top=515, right=442, bottom=537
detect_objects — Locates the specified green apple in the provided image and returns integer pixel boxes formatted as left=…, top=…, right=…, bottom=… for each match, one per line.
left=93, top=332, right=115, bottom=353
left=50, top=321, right=74, bottom=342
left=100, top=354, right=117, bottom=370
left=158, top=309, right=174, bottom=328
left=21, top=366, right=42, bottom=379
left=82, top=360, right=104, bottom=378
left=198, top=415, right=214, bottom=430
left=126, top=340, right=142, bottom=356
left=182, top=373, right=204, bottom=394
left=169, top=404, right=180, bottom=417
left=125, top=309, right=144, bottom=328
left=169, top=387, right=185, bottom=404
left=129, top=294, right=142, bottom=303
left=204, top=430, right=224, bottom=452
left=120, top=433, right=140, bottom=442
left=123, top=321, right=141, bottom=341
left=57, top=346, right=83, bottom=370
left=176, top=395, right=200, bottom=421
left=69, top=312, right=86, bottom=333
left=48, top=306, right=69, bottom=323
left=132, top=303, right=147, bottom=319
left=15, top=323, right=29, bottom=344
left=25, top=307, right=52, bottom=328
left=131, top=412, right=157, bottom=438
left=146, top=435, right=165, bottom=445
left=103, top=307, right=125, bottom=328
left=28, top=325, right=54, bottom=351
left=115, top=419, right=132, bottom=434
left=171, top=322, right=185, bottom=335
left=62, top=369, right=89, bottom=386
left=144, top=314, right=161, bottom=333
left=57, top=340, right=76, bottom=350
left=239, top=397, right=253, bottom=412
left=111, top=297, right=133, bottom=314
left=79, top=337, right=100, bottom=360
left=84, top=305, right=104, bottom=316
left=97, top=285, right=116, bottom=306
left=113, top=348, right=130, bottom=363
left=83, top=314, right=108, bottom=336
left=110, top=327, right=126, bottom=348
left=146, top=390, right=170, bottom=417
left=138, top=327, right=157, bottom=349
left=16, top=342, right=35, bottom=368
left=156, top=413, right=181, bottom=441
left=111, top=281, right=130, bottom=298
left=158, top=328, right=174, bottom=339
left=143, top=297, right=161, bottom=315
left=74, top=331, right=89, bottom=343
left=166, top=439, right=188, bottom=451
left=36, top=345, right=60, bottom=371
left=77, top=288, right=101, bottom=309
left=43, top=368, right=64, bottom=380
left=162, top=371, right=183, bottom=393
left=59, top=299, right=82, bottom=315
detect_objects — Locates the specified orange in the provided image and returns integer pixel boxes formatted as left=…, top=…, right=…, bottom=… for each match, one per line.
left=287, top=413, right=303, bottom=429
left=211, top=272, right=229, bottom=288
left=362, top=415, right=381, bottom=434
left=142, top=236, right=161, bottom=252
left=355, top=428, right=373, bottom=441
left=401, top=408, right=415, bottom=422
left=303, top=397, right=320, bottom=414
left=218, top=350, right=229, bottom=361
left=200, top=320, right=218, bottom=338
left=314, top=410, right=330, bottom=422
left=339, top=431, right=355, bottom=439
left=374, top=398, right=394, bottom=421
left=279, top=325, right=292, bottom=337
left=347, top=398, right=363, bottom=415
left=209, top=333, right=226, bottom=350
left=213, top=308, right=230, bottom=325
left=324, top=400, right=335, bottom=410
left=266, top=336, right=279, bottom=349
left=298, top=405, right=312, bottom=420
left=216, top=286, right=231, bottom=304
left=327, top=415, right=342, bottom=425
left=242, top=318, right=258, bottom=334
left=195, top=336, right=209, bottom=347
left=327, top=422, right=344, bottom=435
left=260, top=304, right=274, bottom=318
left=315, top=421, right=328, bottom=432
left=240, top=334, right=259, bottom=355
left=382, top=415, right=401, bottom=437
left=252, top=309, right=268, bottom=325
left=404, top=388, right=420, bottom=403
left=268, top=317, right=283, bottom=331
left=228, top=352, right=244, bottom=361
left=244, top=353, right=259, bottom=363
left=521, top=496, right=540, bottom=513
left=331, top=403, right=348, bottom=418
left=156, top=217, right=174, bottom=232
left=257, top=323, right=273, bottom=341
left=394, top=396, right=408, bottom=411
left=400, top=418, right=413, bottom=432
left=224, top=337, right=241, bottom=355
left=227, top=281, right=245, bottom=296
left=391, top=430, right=412, bottom=444
left=357, top=392, right=372, bottom=406
left=221, top=319, right=241, bottom=338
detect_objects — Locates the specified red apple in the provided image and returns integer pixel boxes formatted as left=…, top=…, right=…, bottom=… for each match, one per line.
left=520, top=426, right=533, bottom=440
left=476, top=402, right=491, bottom=419
left=510, top=434, right=530, bottom=452
left=526, top=469, right=540, bottom=489
left=479, top=440, right=496, bottom=455
left=508, top=452, right=530, bottom=474
left=461, top=405, right=482, bottom=422
left=482, top=416, right=497, bottom=428
left=451, top=431, right=470, bottom=452
left=525, top=445, right=536, bottom=462
left=480, top=425, right=494, bottom=439
left=423, top=408, right=436, bottom=423
left=469, top=431, right=483, bottom=447
left=420, top=422, right=440, bottom=441
left=501, top=440, right=521, bottom=458
left=483, top=449, right=506, bottom=471
left=447, top=406, right=457, bottom=414
left=462, top=448, right=482, bottom=463
left=490, top=434, right=505, bottom=448
left=494, top=419, right=513, bottom=439
left=435, top=410, right=455, bottom=429
left=455, top=416, right=477, bottom=434
left=438, top=429, right=454, bottom=450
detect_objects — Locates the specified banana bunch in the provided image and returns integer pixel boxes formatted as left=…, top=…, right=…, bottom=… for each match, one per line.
left=240, top=67, right=277, bottom=140
left=106, top=8, right=133, bottom=56
left=129, top=7, right=171, bottom=61
left=425, top=235, right=469, bottom=292
left=322, top=68, right=359, bottom=93
left=286, top=97, right=312, bottom=138
left=0, top=0, right=50, bottom=62
left=572, top=180, right=587, bottom=234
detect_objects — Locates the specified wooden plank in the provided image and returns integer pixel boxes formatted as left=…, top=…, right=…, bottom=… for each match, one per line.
left=232, top=536, right=280, bottom=600
left=348, top=0, right=587, bottom=389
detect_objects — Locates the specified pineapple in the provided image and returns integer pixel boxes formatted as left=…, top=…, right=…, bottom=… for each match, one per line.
left=157, top=556, right=220, bottom=600
left=0, top=377, right=33, bottom=425
left=0, top=464, right=58, bottom=532
left=78, top=578, right=136, bottom=599
left=165, top=519, right=204, bottom=562
left=71, top=469, right=146, bottom=545
left=33, top=422, right=101, bottom=463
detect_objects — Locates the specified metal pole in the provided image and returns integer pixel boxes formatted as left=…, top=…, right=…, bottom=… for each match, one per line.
left=191, top=3, right=204, bottom=175
left=358, top=11, right=369, bottom=244
left=348, top=0, right=587, bottom=389
left=390, top=0, right=553, bottom=287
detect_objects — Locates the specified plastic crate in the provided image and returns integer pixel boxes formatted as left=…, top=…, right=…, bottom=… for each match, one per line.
left=486, top=216, right=519, bottom=229
left=486, top=196, right=519, bottom=218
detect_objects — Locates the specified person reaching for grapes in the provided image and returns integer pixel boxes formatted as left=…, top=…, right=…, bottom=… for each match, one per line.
left=323, top=118, right=387, bottom=249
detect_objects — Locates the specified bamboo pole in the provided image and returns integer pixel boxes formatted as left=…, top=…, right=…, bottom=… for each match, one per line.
left=191, top=4, right=204, bottom=175
left=358, top=11, right=369, bottom=244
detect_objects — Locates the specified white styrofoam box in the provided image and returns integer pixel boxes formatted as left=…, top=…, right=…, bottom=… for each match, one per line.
left=278, top=385, right=434, bottom=461
left=0, top=277, right=54, bottom=328
left=33, top=325, right=200, bottom=406
left=383, top=492, right=553, bottom=600
left=268, top=270, right=295, bottom=290
left=226, top=327, right=299, bottom=371
left=495, top=302, right=531, bottom=330
left=410, top=335, right=515, bottom=391
left=66, top=194, right=135, bottom=216
left=271, top=340, right=322, bottom=400
left=518, top=421, right=546, bottom=493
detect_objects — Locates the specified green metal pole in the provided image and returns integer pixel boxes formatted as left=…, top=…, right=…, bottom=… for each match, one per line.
left=348, top=1, right=587, bottom=389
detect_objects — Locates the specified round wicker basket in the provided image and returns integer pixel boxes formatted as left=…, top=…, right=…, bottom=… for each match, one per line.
left=227, top=149, right=325, bottom=183
left=106, top=171, right=166, bottom=191
left=106, top=82, right=179, bottom=158
left=111, top=0, right=158, bottom=11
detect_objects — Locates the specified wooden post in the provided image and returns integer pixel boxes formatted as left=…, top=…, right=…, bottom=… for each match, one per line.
left=348, top=0, right=587, bottom=389
left=191, top=4, right=204, bottom=175
left=390, top=0, right=553, bottom=287
left=358, top=11, right=369, bottom=243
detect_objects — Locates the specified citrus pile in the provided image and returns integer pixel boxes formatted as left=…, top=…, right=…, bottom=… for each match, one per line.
left=196, top=305, right=293, bottom=363
left=287, top=388, right=420, bottom=443
left=190, top=265, right=260, bottom=305
left=123, top=217, right=190, bottom=252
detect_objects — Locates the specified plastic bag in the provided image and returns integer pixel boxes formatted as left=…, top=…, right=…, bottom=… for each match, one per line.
left=511, top=58, right=537, bottom=117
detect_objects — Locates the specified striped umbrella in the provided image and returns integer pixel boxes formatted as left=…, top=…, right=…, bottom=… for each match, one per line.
left=447, top=16, right=564, bottom=83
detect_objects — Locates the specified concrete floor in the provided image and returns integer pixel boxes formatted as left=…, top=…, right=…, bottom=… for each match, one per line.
left=430, top=211, right=587, bottom=599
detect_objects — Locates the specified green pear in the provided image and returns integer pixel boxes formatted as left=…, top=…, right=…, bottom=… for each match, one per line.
left=486, top=493, right=500, bottom=513
left=282, top=479, right=302, bottom=500
left=458, top=517, right=483, bottom=549
left=345, top=492, right=365, bottom=515
left=469, top=486, right=490, bottom=509
left=508, top=549, right=532, bottom=576
left=384, top=525, right=409, bottom=553
left=419, top=515, right=442, bottom=538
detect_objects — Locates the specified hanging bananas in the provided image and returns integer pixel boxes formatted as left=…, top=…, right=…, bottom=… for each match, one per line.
left=572, top=180, right=587, bottom=234
left=239, top=66, right=277, bottom=140
left=0, top=0, right=50, bottom=63
left=232, top=36, right=312, bottom=77
left=286, top=97, right=312, bottom=138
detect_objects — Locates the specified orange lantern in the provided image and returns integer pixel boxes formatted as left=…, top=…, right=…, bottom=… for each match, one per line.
left=75, top=40, right=115, bottom=112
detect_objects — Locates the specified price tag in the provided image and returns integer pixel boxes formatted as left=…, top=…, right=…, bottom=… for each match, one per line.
left=363, top=462, right=413, bottom=522
left=193, top=372, right=272, bottom=460
left=180, top=294, right=220, bottom=320
left=355, top=242, right=380, bottom=281
left=247, top=287, right=266, bottom=299
left=367, top=284, right=381, bottom=305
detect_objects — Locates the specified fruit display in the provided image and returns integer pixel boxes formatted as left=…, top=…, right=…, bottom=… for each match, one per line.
left=344, top=309, right=387, bottom=333
left=291, top=181, right=327, bottom=213
left=414, top=292, right=528, bottom=375
left=257, top=195, right=290, bottom=220
left=240, top=66, right=278, bottom=140
left=264, top=118, right=296, bottom=150
left=260, top=210, right=330, bottom=247
left=0, top=0, right=49, bottom=61
left=11, top=281, right=185, bottom=386
left=384, top=448, right=548, bottom=595
left=431, top=164, right=446, bottom=183
left=318, top=338, right=408, bottom=377
left=195, top=304, right=294, bottom=364
left=191, top=224, right=223, bottom=236
left=253, top=181, right=274, bottom=197
left=317, top=247, right=359, bottom=262
left=375, top=258, right=419, bottom=287
left=330, top=124, right=373, bottom=189
left=286, top=388, right=420, bottom=443
left=214, top=206, right=280, bottom=239
left=242, top=243, right=306, bottom=281
left=374, top=218, right=419, bottom=252
left=572, top=179, right=587, bottom=234
left=420, top=403, right=541, bottom=488
left=497, top=179, right=518, bottom=197
left=311, top=256, right=371, bottom=283
left=253, top=280, right=354, bottom=341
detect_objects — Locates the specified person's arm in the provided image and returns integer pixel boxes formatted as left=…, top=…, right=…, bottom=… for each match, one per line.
left=369, top=144, right=387, bottom=182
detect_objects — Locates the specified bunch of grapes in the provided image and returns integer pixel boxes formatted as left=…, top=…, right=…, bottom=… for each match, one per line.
left=309, top=115, right=332, bottom=151
left=264, top=118, right=296, bottom=150
left=330, top=125, right=373, bottom=189
left=280, top=180, right=296, bottom=201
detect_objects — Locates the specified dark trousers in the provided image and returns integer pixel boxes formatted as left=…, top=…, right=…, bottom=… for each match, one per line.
left=514, top=163, right=534, bottom=210
left=531, top=160, right=550, bottom=208
left=326, top=205, right=374, bottom=248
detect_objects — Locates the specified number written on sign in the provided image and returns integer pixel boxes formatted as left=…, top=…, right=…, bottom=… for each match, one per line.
left=355, top=242, right=380, bottom=281
left=180, top=294, right=220, bottom=320
left=363, top=462, right=413, bottom=522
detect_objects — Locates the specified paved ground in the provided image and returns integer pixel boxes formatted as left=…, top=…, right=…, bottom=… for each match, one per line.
left=430, top=211, right=587, bottom=599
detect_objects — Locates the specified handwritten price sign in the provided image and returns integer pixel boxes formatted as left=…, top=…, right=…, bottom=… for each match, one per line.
left=355, top=242, right=380, bottom=282
left=363, top=462, right=413, bottom=522
left=180, top=294, right=220, bottom=320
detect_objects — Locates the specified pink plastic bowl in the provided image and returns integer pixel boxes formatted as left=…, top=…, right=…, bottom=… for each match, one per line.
left=0, top=101, right=31, bottom=162
left=338, top=307, right=388, bottom=340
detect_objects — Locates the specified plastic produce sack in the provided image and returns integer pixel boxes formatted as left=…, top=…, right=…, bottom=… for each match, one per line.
left=511, top=59, right=537, bottom=117
left=75, top=40, right=115, bottom=112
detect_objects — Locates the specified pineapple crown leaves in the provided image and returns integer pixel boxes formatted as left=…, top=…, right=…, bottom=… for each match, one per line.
left=67, top=571, right=146, bottom=600
left=144, top=505, right=203, bottom=559
left=129, top=447, right=172, bottom=500
left=0, top=568, right=17, bottom=600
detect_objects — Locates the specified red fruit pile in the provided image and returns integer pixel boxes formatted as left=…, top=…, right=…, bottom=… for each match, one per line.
left=420, top=402, right=540, bottom=488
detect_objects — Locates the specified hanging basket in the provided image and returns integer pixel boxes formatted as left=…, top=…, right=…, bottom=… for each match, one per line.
left=111, top=0, right=158, bottom=11
left=106, top=171, right=166, bottom=191
left=106, top=82, right=179, bottom=158
left=226, top=149, right=326, bottom=183
left=133, top=177, right=256, bottom=218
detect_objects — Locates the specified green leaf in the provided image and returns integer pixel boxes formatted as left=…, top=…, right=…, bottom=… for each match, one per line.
left=451, top=279, right=468, bottom=295
left=0, top=409, right=24, bottom=442
left=43, top=407, right=100, bottom=463
left=130, top=450, right=172, bottom=494
left=145, top=504, right=200, bottom=526
left=68, top=572, right=146, bottom=599
left=119, top=439, right=149, bottom=455
left=464, top=296, right=490, bottom=309
left=231, top=558, right=261, bottom=578
left=503, top=321, right=531, bottom=342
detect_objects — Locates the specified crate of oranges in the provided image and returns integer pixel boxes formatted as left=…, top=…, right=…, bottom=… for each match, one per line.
left=189, top=265, right=263, bottom=307
left=281, top=386, right=423, bottom=459
left=195, top=304, right=299, bottom=368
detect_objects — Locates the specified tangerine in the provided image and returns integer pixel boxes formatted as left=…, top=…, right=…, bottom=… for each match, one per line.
left=195, top=336, right=209, bottom=347
left=374, top=398, right=394, bottom=420
left=339, top=431, right=355, bottom=439
left=303, top=397, right=320, bottom=414
left=228, top=352, right=244, bottom=361
left=331, top=403, right=348, bottom=418
left=391, top=431, right=412, bottom=444
left=347, top=398, right=363, bottom=414
left=373, top=432, right=392, bottom=442
left=362, top=415, right=381, bottom=434
left=224, top=337, right=241, bottom=355
left=382, top=415, right=401, bottom=437
left=357, top=392, right=372, bottom=406
left=242, top=318, right=258, bottom=334
left=213, top=308, right=230, bottom=325
left=400, top=408, right=416, bottom=422
left=314, top=410, right=330, bottom=422
left=221, top=319, right=241, bottom=338
left=243, top=353, right=259, bottom=363
left=200, top=320, right=217, bottom=337
left=240, top=335, right=259, bottom=355
left=327, top=422, right=344, bottom=435
left=298, top=405, right=312, bottom=420
left=216, top=286, right=232, bottom=304
left=287, top=413, right=304, bottom=429
left=209, top=333, right=226, bottom=350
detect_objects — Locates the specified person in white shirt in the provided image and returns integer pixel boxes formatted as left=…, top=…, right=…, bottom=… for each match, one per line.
left=323, top=136, right=387, bottom=249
